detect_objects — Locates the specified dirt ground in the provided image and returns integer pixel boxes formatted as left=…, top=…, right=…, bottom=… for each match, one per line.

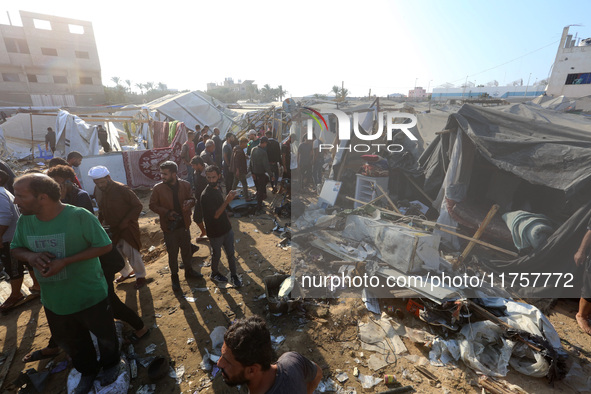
left=1, top=189, right=591, bottom=393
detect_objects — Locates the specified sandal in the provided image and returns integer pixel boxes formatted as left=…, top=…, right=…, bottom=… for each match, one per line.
left=0, top=295, right=25, bottom=312
left=115, top=272, right=135, bottom=284
left=127, top=327, right=152, bottom=344
left=22, top=348, right=59, bottom=363
left=134, top=277, right=147, bottom=290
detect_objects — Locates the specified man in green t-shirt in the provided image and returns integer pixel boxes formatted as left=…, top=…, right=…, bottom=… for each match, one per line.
left=11, top=173, right=121, bottom=394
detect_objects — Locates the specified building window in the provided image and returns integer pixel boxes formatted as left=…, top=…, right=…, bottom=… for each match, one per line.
left=27, top=74, right=37, bottom=83
left=2, top=73, right=20, bottom=82
left=565, top=73, right=591, bottom=85
left=33, top=19, right=52, bottom=30
left=69, top=24, right=85, bottom=34
left=4, top=37, right=30, bottom=54
left=54, top=76, right=68, bottom=84
left=80, top=77, right=93, bottom=85
left=41, top=47, right=58, bottom=56
left=75, top=51, right=90, bottom=59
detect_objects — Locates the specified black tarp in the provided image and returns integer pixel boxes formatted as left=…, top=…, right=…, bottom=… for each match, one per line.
left=419, top=104, right=591, bottom=297
left=420, top=104, right=591, bottom=202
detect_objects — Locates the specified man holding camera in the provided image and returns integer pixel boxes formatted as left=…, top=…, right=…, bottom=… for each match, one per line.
left=149, top=161, right=202, bottom=291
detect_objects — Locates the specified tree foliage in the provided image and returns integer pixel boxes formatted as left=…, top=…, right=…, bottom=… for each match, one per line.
left=207, top=83, right=288, bottom=103
left=104, top=77, right=177, bottom=105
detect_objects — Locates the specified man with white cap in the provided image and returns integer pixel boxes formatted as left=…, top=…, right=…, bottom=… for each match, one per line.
left=246, top=129, right=259, bottom=157
left=89, top=166, right=147, bottom=290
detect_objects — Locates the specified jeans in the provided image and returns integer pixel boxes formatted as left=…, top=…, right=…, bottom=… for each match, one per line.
left=253, top=174, right=268, bottom=208
left=186, top=164, right=194, bottom=189
left=47, top=251, right=144, bottom=351
left=269, top=162, right=279, bottom=189
left=232, top=173, right=249, bottom=200
left=163, top=227, right=192, bottom=275
left=45, top=297, right=120, bottom=375
left=210, top=229, right=237, bottom=277
left=223, top=165, right=234, bottom=194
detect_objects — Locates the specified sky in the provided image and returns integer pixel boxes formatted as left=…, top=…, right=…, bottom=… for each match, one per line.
left=3, top=1, right=591, bottom=97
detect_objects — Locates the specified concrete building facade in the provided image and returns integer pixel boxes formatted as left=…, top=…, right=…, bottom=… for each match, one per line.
left=408, top=86, right=427, bottom=99
left=546, top=26, right=591, bottom=98
left=0, top=10, right=105, bottom=107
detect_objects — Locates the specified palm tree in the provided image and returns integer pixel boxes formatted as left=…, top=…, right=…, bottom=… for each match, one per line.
left=135, top=82, right=144, bottom=95
left=157, top=82, right=167, bottom=91
left=111, top=76, right=121, bottom=87
left=340, top=88, right=349, bottom=100
left=125, top=79, right=131, bottom=93
left=277, top=85, right=287, bottom=101
left=260, top=84, right=273, bottom=102
left=145, top=82, right=154, bottom=92
left=332, top=85, right=340, bottom=98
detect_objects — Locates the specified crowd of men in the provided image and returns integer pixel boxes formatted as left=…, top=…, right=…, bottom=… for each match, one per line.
left=0, top=124, right=325, bottom=393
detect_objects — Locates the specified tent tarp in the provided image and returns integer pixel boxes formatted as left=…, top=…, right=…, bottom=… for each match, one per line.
left=419, top=104, right=591, bottom=297
left=56, top=110, right=121, bottom=157
left=421, top=104, right=591, bottom=201
left=0, top=113, right=56, bottom=159
left=148, top=91, right=238, bottom=137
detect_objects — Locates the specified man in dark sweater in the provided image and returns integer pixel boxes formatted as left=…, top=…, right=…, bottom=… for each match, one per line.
left=249, top=137, right=272, bottom=212
left=222, top=133, right=237, bottom=194
left=265, top=131, right=282, bottom=194
left=212, top=127, right=223, bottom=169
left=230, top=137, right=250, bottom=201
left=200, top=165, right=241, bottom=287
left=191, top=156, right=208, bottom=240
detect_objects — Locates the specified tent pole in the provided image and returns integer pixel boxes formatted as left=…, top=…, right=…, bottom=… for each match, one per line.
left=106, top=122, right=113, bottom=151
left=30, top=113, right=34, bottom=160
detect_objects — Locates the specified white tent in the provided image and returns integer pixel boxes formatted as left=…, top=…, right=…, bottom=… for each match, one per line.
left=56, top=110, right=121, bottom=157
left=0, top=112, right=56, bottom=159
left=147, top=91, right=239, bottom=136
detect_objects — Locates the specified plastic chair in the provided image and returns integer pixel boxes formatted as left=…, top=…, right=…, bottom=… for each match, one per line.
left=37, top=144, right=53, bottom=160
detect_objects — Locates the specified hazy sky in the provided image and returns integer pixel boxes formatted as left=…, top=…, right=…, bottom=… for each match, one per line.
left=4, top=1, right=591, bottom=97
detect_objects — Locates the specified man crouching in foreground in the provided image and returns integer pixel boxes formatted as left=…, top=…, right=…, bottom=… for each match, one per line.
left=11, top=174, right=121, bottom=394
left=217, top=316, right=322, bottom=393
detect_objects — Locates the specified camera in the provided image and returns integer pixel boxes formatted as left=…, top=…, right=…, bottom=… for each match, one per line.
left=168, top=213, right=184, bottom=231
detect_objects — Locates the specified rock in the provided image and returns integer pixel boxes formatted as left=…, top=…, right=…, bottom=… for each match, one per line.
left=306, top=303, right=329, bottom=318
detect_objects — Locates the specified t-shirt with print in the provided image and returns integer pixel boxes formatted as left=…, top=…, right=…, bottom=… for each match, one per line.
left=11, top=205, right=111, bottom=315
left=265, top=352, right=318, bottom=394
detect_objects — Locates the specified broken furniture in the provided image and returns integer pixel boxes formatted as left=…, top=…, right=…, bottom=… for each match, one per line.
left=354, top=174, right=389, bottom=209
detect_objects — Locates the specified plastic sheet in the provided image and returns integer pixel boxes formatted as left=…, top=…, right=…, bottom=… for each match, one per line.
left=67, top=358, right=130, bottom=394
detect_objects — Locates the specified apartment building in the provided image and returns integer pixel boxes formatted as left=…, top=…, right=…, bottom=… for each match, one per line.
left=0, top=10, right=105, bottom=107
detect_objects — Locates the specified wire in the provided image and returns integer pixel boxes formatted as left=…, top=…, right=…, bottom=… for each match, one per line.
left=446, top=40, right=560, bottom=85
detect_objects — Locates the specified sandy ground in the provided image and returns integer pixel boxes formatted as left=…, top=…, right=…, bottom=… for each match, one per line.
left=1, top=188, right=591, bottom=393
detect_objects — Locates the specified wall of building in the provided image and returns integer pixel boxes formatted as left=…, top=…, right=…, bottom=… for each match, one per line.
left=431, top=85, right=546, bottom=101
left=546, top=26, right=591, bottom=98
left=0, top=11, right=105, bottom=106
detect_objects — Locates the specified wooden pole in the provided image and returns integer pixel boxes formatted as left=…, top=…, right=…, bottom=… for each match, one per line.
left=401, top=172, right=434, bottom=206
left=454, top=204, right=500, bottom=268
left=30, top=113, right=34, bottom=159
left=344, top=198, right=516, bottom=257
left=345, top=194, right=385, bottom=208
left=438, top=227, right=517, bottom=257
left=375, top=183, right=401, bottom=214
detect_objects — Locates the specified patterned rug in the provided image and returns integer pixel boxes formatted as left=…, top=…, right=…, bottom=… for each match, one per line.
left=122, top=122, right=188, bottom=188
